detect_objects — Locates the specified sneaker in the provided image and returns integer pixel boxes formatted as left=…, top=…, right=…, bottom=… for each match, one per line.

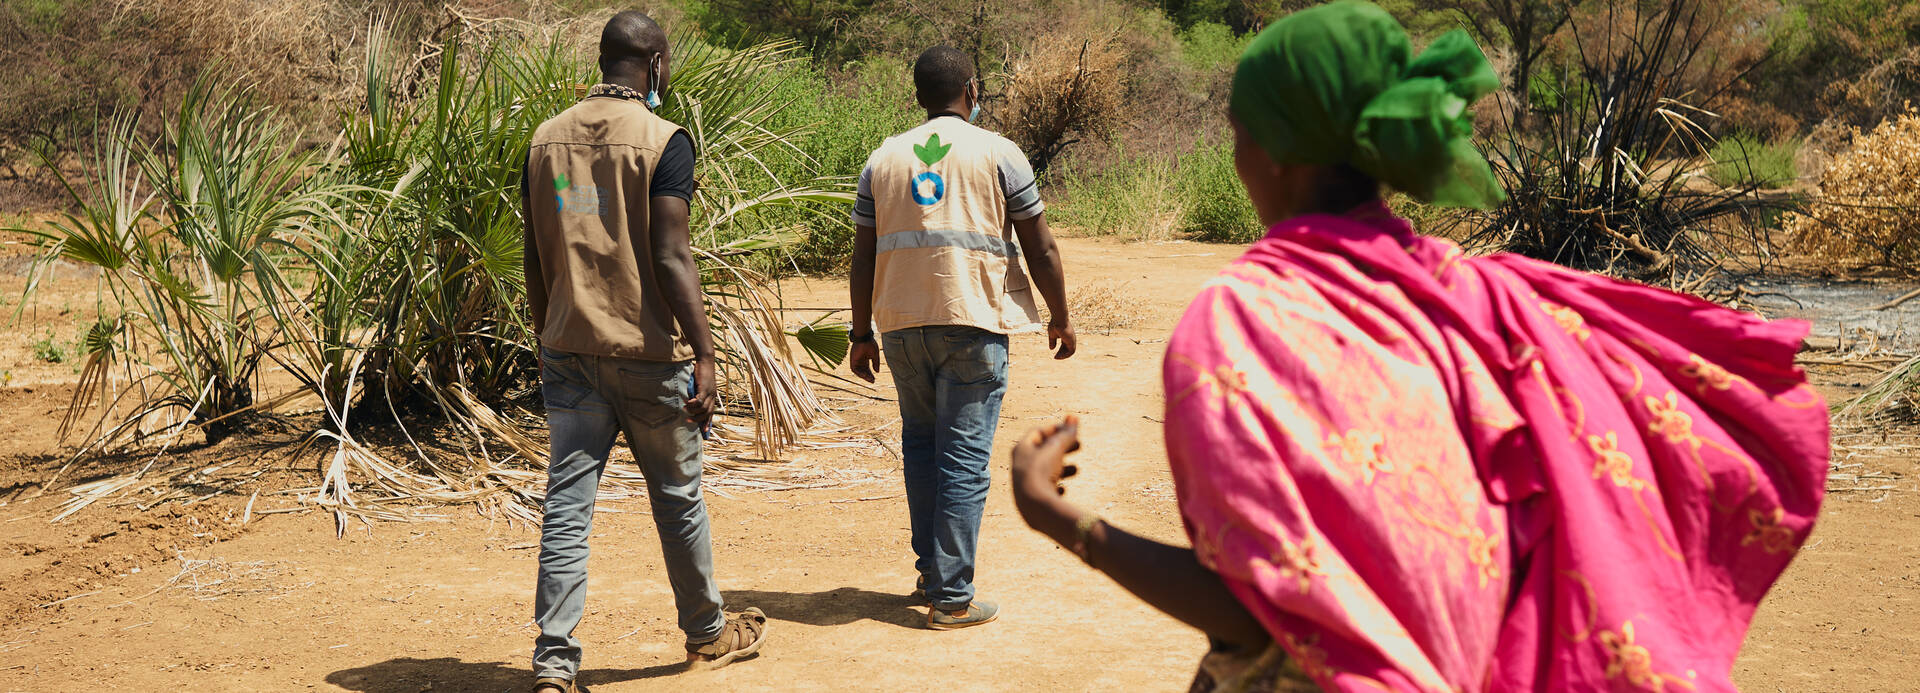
left=928, top=600, right=999, bottom=630
left=686, top=607, right=770, bottom=670
left=910, top=575, right=930, bottom=604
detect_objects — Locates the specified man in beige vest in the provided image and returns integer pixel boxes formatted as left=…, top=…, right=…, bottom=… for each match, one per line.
left=520, top=12, right=766, bottom=692
left=846, top=46, right=1076, bottom=630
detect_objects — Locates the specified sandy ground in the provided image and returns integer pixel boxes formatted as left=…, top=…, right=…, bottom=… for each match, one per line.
left=0, top=235, right=1915, bottom=691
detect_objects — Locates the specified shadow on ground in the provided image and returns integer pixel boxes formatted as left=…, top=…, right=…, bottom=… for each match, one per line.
left=325, top=588, right=920, bottom=690
left=326, top=657, right=684, bottom=693
left=724, top=586, right=925, bottom=629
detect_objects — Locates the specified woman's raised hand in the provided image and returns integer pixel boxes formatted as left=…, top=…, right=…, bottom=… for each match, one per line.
left=1010, top=415, right=1087, bottom=546
left=1012, top=415, right=1082, bottom=497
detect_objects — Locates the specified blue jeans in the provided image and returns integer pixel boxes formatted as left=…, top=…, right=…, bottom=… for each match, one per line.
left=533, top=347, right=725, bottom=681
left=880, top=325, right=1010, bottom=610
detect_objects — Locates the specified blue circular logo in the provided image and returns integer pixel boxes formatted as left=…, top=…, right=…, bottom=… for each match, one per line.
left=911, top=172, right=945, bottom=205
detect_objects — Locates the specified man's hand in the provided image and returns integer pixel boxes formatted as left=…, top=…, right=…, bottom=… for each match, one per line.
left=1011, top=214, right=1073, bottom=361
left=686, top=358, right=717, bottom=427
left=849, top=339, right=881, bottom=383
left=1048, top=318, right=1077, bottom=360
left=648, top=193, right=719, bottom=434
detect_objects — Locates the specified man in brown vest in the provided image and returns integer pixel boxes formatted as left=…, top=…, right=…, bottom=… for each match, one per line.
left=520, top=12, right=766, bottom=692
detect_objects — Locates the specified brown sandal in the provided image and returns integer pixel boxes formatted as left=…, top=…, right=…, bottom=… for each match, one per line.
left=685, top=607, right=769, bottom=670
left=530, top=676, right=576, bottom=693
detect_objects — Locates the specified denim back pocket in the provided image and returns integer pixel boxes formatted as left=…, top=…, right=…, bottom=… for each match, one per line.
left=539, top=348, right=594, bottom=410
left=880, top=332, right=918, bottom=379
left=940, top=331, right=1009, bottom=386
left=616, top=362, right=687, bottom=428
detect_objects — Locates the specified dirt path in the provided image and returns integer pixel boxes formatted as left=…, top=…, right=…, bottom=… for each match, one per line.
left=1, top=236, right=1915, bottom=691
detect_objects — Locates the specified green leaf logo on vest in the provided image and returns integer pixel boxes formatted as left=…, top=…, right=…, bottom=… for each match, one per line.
left=913, top=133, right=951, bottom=166
left=910, top=134, right=950, bottom=205
left=553, top=173, right=606, bottom=216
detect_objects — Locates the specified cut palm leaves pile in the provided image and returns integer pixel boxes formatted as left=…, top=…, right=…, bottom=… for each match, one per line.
left=1836, top=354, right=1920, bottom=423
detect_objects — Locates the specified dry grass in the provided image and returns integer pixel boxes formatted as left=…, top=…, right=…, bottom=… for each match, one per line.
left=997, top=22, right=1126, bottom=173
left=1064, top=279, right=1143, bottom=335
left=40, top=403, right=876, bottom=535
left=114, top=0, right=375, bottom=124
left=1053, top=156, right=1186, bottom=242
left=1828, top=427, right=1917, bottom=496
left=1790, top=108, right=1920, bottom=270
left=158, top=556, right=312, bottom=601
left=103, top=553, right=313, bottom=609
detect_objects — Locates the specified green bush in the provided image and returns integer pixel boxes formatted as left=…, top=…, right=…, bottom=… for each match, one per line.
left=686, top=0, right=875, bottom=62
left=1053, top=141, right=1261, bottom=243
left=1176, top=21, right=1247, bottom=72
left=762, top=58, right=920, bottom=272
left=1052, top=153, right=1184, bottom=241
left=1708, top=134, right=1800, bottom=187
left=1177, top=142, right=1261, bottom=242
left=20, top=32, right=847, bottom=521
left=1754, top=0, right=1920, bottom=131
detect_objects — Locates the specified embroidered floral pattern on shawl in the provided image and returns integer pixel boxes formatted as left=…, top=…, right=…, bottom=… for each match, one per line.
left=1163, top=204, right=1829, bottom=692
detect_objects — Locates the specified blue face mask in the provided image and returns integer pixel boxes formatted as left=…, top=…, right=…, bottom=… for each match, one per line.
left=645, top=90, right=663, bottom=110
left=968, top=102, right=980, bottom=123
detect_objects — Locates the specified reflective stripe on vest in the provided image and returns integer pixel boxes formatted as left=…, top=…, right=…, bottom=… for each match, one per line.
left=875, top=229, right=1019, bottom=258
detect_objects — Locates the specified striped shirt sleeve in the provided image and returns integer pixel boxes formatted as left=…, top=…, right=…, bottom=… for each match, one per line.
left=997, top=140, right=1044, bottom=221
left=851, top=162, right=878, bottom=227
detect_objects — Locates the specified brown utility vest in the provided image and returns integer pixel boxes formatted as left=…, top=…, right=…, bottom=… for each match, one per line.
left=524, top=96, right=693, bottom=362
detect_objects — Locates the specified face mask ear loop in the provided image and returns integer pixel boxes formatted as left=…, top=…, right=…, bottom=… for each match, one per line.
left=967, top=78, right=982, bottom=123
left=645, top=55, right=664, bottom=110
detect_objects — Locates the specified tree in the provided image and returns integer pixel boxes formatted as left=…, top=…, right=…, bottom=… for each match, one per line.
left=691, top=0, right=876, bottom=61
left=1415, top=0, right=1572, bottom=129
left=997, top=29, right=1127, bottom=174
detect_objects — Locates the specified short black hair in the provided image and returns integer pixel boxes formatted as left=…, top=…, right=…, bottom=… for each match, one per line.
left=600, top=11, right=667, bottom=75
left=913, top=46, right=975, bottom=108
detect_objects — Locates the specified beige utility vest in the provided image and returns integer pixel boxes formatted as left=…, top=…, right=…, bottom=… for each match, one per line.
left=866, top=118, right=1041, bottom=334
left=524, top=96, right=693, bottom=362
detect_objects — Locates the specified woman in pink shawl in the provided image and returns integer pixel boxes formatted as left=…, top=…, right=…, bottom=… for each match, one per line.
left=1008, top=2, right=1829, bottom=691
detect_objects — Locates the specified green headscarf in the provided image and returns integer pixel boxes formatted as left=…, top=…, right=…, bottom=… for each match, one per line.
left=1230, top=0, right=1506, bottom=209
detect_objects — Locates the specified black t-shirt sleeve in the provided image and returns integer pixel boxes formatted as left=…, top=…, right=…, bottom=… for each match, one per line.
left=650, top=131, right=696, bottom=201
left=520, top=158, right=531, bottom=205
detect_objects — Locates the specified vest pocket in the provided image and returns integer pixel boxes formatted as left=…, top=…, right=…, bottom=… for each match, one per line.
left=617, top=363, right=687, bottom=428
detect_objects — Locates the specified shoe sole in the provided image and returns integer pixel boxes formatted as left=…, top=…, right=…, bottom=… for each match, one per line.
left=927, top=610, right=999, bottom=631
left=691, top=609, right=769, bottom=671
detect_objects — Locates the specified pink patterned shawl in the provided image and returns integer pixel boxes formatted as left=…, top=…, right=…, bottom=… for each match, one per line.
left=1162, top=203, right=1829, bottom=692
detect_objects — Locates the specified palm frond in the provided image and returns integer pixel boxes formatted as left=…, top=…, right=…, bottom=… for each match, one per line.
left=1837, top=355, right=1920, bottom=422
left=791, top=317, right=851, bottom=369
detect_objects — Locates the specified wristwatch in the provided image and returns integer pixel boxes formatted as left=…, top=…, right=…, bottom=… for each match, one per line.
left=849, top=330, right=876, bottom=344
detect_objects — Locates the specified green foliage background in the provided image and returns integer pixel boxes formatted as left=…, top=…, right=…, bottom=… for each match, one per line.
left=5, top=0, right=1917, bottom=254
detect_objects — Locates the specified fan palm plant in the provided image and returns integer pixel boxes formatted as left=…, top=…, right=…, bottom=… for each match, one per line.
left=330, top=33, right=581, bottom=420
left=19, top=26, right=853, bottom=527
left=331, top=30, right=850, bottom=449
left=657, top=37, right=853, bottom=452
left=23, top=81, right=365, bottom=447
